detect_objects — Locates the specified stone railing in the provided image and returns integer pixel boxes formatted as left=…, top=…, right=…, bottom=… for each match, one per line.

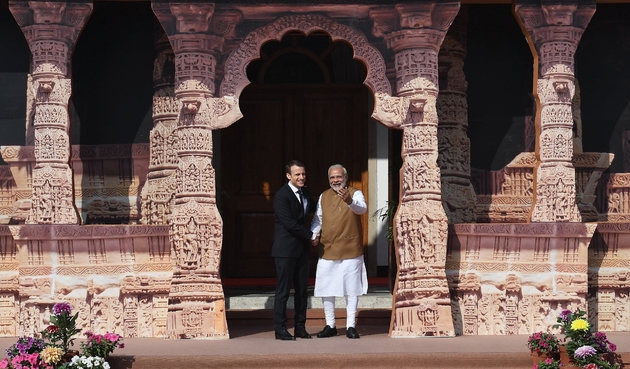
left=0, top=144, right=149, bottom=225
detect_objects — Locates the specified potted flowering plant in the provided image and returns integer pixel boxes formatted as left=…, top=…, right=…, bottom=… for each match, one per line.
left=533, top=357, right=562, bottom=369
left=41, top=303, right=81, bottom=354
left=79, top=332, right=124, bottom=358
left=527, top=331, right=561, bottom=365
left=527, top=331, right=561, bottom=355
left=60, top=355, right=110, bottom=369
left=39, top=347, right=65, bottom=367
left=553, top=308, right=620, bottom=369
left=0, top=337, right=57, bottom=369
left=4, top=337, right=45, bottom=358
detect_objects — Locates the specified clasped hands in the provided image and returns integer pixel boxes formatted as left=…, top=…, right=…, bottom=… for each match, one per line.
left=311, top=234, right=320, bottom=247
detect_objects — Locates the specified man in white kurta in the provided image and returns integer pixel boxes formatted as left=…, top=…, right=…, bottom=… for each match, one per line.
left=310, top=164, right=367, bottom=339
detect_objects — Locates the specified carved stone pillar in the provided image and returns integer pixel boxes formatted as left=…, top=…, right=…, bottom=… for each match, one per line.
left=372, top=3, right=459, bottom=337
left=140, top=26, right=179, bottom=225
left=515, top=1, right=596, bottom=222
left=9, top=1, right=91, bottom=224
left=436, top=7, right=476, bottom=224
left=152, top=1, right=241, bottom=339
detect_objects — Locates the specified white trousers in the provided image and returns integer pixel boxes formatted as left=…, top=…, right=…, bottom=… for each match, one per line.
left=322, top=295, right=359, bottom=328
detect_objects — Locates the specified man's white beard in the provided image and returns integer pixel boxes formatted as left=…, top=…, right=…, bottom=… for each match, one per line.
left=330, top=180, right=347, bottom=192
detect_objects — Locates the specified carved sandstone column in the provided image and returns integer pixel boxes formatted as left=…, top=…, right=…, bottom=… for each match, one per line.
left=152, top=2, right=240, bottom=339
left=9, top=1, right=91, bottom=224
left=436, top=7, right=476, bottom=224
left=515, top=1, right=596, bottom=222
left=372, top=3, right=459, bottom=337
left=140, top=25, right=179, bottom=225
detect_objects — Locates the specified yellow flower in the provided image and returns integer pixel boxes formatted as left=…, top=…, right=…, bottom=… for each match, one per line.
left=571, top=318, right=590, bottom=331
left=40, top=346, right=64, bottom=364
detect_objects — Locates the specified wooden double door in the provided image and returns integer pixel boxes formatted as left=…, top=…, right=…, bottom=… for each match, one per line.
left=219, top=84, right=369, bottom=278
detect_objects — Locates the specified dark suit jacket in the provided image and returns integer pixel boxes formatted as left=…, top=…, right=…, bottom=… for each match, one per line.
left=271, top=183, right=316, bottom=258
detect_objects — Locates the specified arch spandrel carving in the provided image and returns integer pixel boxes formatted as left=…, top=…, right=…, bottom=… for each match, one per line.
left=219, top=14, right=407, bottom=129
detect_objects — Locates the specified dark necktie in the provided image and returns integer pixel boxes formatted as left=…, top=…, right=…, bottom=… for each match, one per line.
left=297, top=189, right=304, bottom=213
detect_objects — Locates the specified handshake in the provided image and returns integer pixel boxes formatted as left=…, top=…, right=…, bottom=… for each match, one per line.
left=310, top=234, right=320, bottom=247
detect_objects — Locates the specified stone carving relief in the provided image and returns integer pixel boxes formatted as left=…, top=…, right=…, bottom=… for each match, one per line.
left=515, top=2, right=595, bottom=222
left=152, top=2, right=230, bottom=339
left=447, top=223, right=595, bottom=335
left=1, top=144, right=149, bottom=225
left=4, top=224, right=171, bottom=338
left=220, top=13, right=403, bottom=127
left=371, top=3, right=459, bottom=337
left=9, top=1, right=92, bottom=225
left=141, top=28, right=178, bottom=226
left=473, top=151, right=612, bottom=223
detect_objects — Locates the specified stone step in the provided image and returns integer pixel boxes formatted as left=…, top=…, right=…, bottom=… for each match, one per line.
left=224, top=285, right=393, bottom=327
left=227, top=308, right=392, bottom=327
left=224, top=285, right=393, bottom=310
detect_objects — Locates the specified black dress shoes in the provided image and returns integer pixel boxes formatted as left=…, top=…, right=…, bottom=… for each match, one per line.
left=316, top=325, right=338, bottom=338
left=346, top=327, right=360, bottom=339
left=294, top=328, right=312, bottom=339
left=275, top=330, right=296, bottom=341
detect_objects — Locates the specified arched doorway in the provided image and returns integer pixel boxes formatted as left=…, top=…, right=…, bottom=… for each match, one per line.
left=219, top=31, right=371, bottom=278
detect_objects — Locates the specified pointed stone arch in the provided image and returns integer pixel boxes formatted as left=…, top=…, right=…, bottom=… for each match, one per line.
left=219, top=14, right=405, bottom=128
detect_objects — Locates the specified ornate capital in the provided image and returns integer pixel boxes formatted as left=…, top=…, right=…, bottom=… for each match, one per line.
left=9, top=1, right=92, bottom=40
left=516, top=1, right=595, bottom=46
left=169, top=3, right=215, bottom=34
left=377, top=2, right=459, bottom=53
left=29, top=1, right=66, bottom=24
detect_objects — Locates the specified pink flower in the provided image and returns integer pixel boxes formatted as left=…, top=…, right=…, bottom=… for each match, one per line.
left=0, top=359, right=9, bottom=369
left=544, top=358, right=553, bottom=364
left=105, top=333, right=120, bottom=342
left=609, top=343, right=616, bottom=352
left=532, top=365, right=538, bottom=369
left=582, top=364, right=598, bottom=369
left=574, top=345, right=597, bottom=359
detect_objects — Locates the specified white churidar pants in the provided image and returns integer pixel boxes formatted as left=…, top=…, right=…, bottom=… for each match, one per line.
left=315, top=255, right=367, bottom=328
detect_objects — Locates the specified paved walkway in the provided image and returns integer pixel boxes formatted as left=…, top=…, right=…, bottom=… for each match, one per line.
left=2, top=326, right=627, bottom=369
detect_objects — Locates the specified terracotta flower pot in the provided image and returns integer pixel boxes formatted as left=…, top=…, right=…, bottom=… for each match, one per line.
left=62, top=350, right=80, bottom=363
left=558, top=346, right=578, bottom=367
left=530, top=350, right=559, bottom=366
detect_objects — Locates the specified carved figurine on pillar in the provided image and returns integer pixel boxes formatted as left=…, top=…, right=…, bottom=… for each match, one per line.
left=371, top=2, right=459, bottom=337
left=9, top=1, right=91, bottom=225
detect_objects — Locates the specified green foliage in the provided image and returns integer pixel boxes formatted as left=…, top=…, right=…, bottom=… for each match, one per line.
left=370, top=201, right=397, bottom=241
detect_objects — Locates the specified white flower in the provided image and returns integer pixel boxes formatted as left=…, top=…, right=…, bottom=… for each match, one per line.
left=103, top=363, right=110, bottom=369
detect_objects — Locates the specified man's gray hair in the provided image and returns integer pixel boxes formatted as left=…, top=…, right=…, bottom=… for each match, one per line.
left=328, top=164, right=347, bottom=176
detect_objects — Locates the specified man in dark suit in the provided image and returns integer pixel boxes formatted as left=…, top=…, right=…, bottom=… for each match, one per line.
left=271, top=160, right=316, bottom=340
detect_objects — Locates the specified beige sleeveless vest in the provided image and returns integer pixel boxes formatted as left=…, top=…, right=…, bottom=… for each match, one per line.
left=319, top=186, right=363, bottom=260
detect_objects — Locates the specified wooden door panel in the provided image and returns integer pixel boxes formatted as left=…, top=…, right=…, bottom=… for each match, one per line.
left=220, top=84, right=368, bottom=278
left=221, top=88, right=291, bottom=277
